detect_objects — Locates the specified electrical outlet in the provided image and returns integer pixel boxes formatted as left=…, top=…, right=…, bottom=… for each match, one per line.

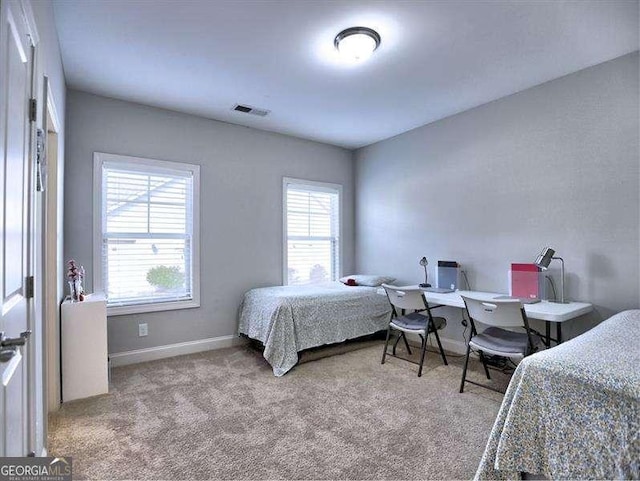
left=138, top=323, right=148, bottom=337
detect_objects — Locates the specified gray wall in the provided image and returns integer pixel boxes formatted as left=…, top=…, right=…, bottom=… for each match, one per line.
left=33, top=0, right=66, bottom=128
left=355, top=52, right=639, bottom=345
left=32, top=0, right=67, bottom=453
left=64, top=91, right=354, bottom=353
left=33, top=0, right=66, bottom=307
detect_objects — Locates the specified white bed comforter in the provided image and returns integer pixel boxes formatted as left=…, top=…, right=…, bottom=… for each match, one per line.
left=475, top=309, right=640, bottom=480
left=238, top=282, right=391, bottom=376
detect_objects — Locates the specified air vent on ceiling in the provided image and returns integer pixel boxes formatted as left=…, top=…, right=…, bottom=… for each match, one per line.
left=232, top=104, right=270, bottom=117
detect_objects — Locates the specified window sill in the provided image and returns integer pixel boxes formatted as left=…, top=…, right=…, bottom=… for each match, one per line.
left=107, top=299, right=200, bottom=317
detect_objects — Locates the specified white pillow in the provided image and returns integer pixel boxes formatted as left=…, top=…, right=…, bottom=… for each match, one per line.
left=339, top=275, right=396, bottom=287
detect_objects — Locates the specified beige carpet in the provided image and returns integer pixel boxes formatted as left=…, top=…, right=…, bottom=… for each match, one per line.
left=48, top=342, right=509, bottom=480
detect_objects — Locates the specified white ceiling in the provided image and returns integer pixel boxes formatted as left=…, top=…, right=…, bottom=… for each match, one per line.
left=53, top=0, right=639, bottom=149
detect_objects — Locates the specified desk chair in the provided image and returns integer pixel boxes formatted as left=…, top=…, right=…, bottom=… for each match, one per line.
left=459, top=296, right=536, bottom=393
left=381, top=284, right=448, bottom=377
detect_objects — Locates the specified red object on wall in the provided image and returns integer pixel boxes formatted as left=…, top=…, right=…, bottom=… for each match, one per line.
left=511, top=263, right=540, bottom=299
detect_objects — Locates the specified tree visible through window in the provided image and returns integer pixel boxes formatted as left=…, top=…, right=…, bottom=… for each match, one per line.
left=284, top=178, right=341, bottom=286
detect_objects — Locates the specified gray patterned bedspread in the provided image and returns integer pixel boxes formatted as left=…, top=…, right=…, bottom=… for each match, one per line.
left=238, top=282, right=391, bottom=376
left=476, top=309, right=640, bottom=480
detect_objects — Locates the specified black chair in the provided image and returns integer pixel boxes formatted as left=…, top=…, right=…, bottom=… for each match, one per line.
left=459, top=296, right=537, bottom=393
left=381, top=284, right=448, bottom=377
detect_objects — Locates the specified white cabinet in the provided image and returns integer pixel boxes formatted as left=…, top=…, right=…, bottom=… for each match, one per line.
left=61, top=293, right=109, bottom=402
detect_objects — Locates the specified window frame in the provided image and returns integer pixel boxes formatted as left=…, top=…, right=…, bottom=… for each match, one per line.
left=93, top=152, right=201, bottom=316
left=282, top=177, right=343, bottom=286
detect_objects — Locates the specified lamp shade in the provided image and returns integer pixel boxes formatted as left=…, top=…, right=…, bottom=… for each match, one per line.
left=534, top=247, right=556, bottom=270
left=419, top=256, right=428, bottom=267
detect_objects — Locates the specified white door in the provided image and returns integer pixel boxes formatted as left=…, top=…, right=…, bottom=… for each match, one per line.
left=0, top=0, right=35, bottom=457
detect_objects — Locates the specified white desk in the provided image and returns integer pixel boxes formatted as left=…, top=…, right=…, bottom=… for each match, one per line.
left=395, top=287, right=593, bottom=345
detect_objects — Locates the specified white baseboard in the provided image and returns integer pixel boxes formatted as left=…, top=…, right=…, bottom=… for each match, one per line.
left=438, top=337, right=468, bottom=355
left=109, top=334, right=468, bottom=368
left=404, top=334, right=471, bottom=356
left=109, top=335, right=247, bottom=367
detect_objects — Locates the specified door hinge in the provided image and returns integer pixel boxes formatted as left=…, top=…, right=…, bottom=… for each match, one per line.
left=29, top=98, right=37, bottom=122
left=25, top=276, right=34, bottom=299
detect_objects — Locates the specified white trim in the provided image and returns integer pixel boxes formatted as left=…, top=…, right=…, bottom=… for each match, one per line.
left=107, top=298, right=200, bottom=317
left=282, top=177, right=343, bottom=285
left=404, top=334, right=469, bottom=356
left=109, top=335, right=247, bottom=367
left=45, top=82, right=61, bottom=134
left=284, top=177, right=342, bottom=194
left=92, top=155, right=102, bottom=297
left=19, top=0, right=39, bottom=46
left=93, top=152, right=201, bottom=315
left=438, top=337, right=468, bottom=355
left=42, top=79, right=62, bottom=433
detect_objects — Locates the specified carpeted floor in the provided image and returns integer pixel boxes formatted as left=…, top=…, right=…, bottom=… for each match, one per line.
left=48, top=341, right=509, bottom=480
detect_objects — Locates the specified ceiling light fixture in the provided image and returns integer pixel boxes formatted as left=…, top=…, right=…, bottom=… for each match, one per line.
left=334, top=26, right=381, bottom=62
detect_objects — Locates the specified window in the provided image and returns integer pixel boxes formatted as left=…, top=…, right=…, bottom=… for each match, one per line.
left=93, top=153, right=200, bottom=315
left=283, top=178, right=341, bottom=286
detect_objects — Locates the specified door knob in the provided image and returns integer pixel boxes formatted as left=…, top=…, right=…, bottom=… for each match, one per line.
left=0, top=330, right=31, bottom=348
left=0, top=347, right=16, bottom=363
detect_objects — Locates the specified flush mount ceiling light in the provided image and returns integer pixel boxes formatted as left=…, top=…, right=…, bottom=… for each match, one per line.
left=334, top=26, right=381, bottom=62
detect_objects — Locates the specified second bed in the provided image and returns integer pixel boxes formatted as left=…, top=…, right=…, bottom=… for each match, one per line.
left=238, top=281, right=392, bottom=376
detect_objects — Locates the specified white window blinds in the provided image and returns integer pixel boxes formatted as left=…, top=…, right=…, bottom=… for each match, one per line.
left=98, top=156, right=198, bottom=310
left=284, top=179, right=341, bottom=286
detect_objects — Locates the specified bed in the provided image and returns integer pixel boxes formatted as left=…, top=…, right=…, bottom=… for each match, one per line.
left=238, top=281, right=392, bottom=376
left=475, top=309, right=640, bottom=480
